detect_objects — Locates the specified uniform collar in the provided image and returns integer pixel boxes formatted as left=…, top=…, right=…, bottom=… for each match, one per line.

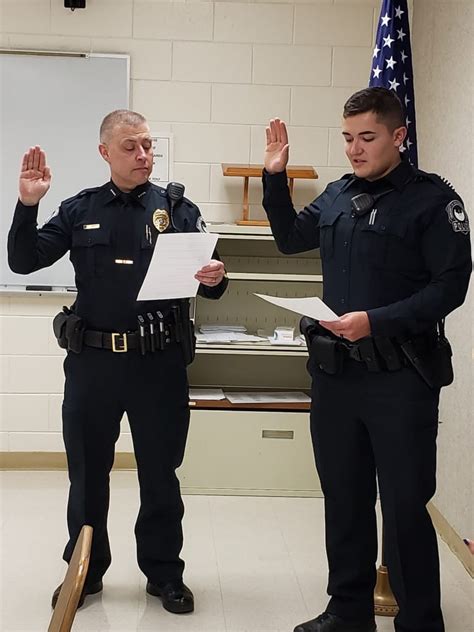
left=102, top=180, right=152, bottom=207
left=348, top=158, right=416, bottom=193
left=382, top=158, right=416, bottom=191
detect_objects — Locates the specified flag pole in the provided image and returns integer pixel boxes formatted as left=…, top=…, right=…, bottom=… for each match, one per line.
left=369, top=0, right=417, bottom=616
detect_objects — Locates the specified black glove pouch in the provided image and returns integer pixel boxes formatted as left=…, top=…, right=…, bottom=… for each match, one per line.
left=52, top=307, right=71, bottom=349
left=300, top=316, right=343, bottom=376
left=52, top=306, right=84, bottom=353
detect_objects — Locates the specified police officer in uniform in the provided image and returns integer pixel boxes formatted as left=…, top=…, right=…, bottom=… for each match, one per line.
left=8, top=110, right=228, bottom=613
left=262, top=88, right=471, bottom=632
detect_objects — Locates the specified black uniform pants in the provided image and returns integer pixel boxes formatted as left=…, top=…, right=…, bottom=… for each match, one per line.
left=61, top=343, right=190, bottom=585
left=310, top=360, right=443, bottom=632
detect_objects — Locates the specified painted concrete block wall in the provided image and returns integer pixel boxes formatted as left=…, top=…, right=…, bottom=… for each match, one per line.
left=1, top=0, right=378, bottom=452
left=412, top=0, right=473, bottom=541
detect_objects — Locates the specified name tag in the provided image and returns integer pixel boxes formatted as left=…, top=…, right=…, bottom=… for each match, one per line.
left=83, top=223, right=100, bottom=230
left=115, top=259, right=134, bottom=265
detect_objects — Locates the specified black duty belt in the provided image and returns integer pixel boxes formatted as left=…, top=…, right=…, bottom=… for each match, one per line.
left=84, top=326, right=175, bottom=353
left=339, top=336, right=406, bottom=372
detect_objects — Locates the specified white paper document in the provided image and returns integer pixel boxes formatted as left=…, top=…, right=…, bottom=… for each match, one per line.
left=267, top=336, right=304, bottom=346
left=200, top=324, right=247, bottom=333
left=189, top=388, right=225, bottom=401
left=225, top=391, right=311, bottom=404
left=196, top=332, right=267, bottom=344
left=254, top=294, right=339, bottom=322
left=138, top=233, right=218, bottom=301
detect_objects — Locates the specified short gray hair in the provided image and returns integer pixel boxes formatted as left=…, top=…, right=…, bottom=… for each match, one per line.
left=99, top=109, right=148, bottom=143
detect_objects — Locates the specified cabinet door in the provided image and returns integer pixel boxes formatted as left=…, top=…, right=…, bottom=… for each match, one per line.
left=178, top=410, right=321, bottom=496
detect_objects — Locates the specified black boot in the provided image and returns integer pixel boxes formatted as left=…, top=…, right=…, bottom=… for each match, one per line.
left=294, top=612, right=377, bottom=632
left=146, top=580, right=194, bottom=614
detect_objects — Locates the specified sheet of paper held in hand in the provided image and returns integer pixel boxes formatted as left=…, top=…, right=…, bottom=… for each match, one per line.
left=254, top=294, right=339, bottom=322
left=138, top=233, right=218, bottom=301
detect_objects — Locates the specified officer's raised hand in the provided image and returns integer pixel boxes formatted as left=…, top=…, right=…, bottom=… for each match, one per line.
left=19, top=146, right=51, bottom=206
left=265, top=118, right=289, bottom=174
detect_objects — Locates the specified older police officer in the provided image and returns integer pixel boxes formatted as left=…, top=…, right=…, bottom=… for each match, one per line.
left=8, top=110, right=228, bottom=614
left=262, top=88, right=471, bottom=632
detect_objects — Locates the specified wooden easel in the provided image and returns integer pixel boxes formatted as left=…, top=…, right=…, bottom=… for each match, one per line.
left=222, top=163, right=318, bottom=226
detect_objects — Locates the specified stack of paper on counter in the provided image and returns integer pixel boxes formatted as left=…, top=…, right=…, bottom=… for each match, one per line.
left=197, top=324, right=267, bottom=344
left=224, top=391, right=311, bottom=404
left=188, top=388, right=225, bottom=401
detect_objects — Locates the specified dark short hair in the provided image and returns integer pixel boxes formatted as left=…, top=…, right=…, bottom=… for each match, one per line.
left=99, top=109, right=147, bottom=143
left=343, top=87, right=405, bottom=130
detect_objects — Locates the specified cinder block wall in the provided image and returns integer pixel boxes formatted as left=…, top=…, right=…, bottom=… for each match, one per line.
left=0, top=0, right=380, bottom=452
left=412, top=0, right=473, bottom=546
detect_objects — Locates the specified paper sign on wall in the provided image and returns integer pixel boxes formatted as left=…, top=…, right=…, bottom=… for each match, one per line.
left=150, top=133, right=173, bottom=185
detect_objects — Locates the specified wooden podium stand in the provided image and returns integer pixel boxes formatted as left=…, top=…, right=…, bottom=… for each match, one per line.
left=222, top=163, right=318, bottom=226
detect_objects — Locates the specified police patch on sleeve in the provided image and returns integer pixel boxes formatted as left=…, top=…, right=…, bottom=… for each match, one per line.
left=196, top=216, right=207, bottom=233
left=445, top=200, right=470, bottom=235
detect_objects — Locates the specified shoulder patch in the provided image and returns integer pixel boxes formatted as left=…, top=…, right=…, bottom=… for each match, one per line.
left=445, top=200, right=470, bottom=235
left=196, top=215, right=207, bottom=233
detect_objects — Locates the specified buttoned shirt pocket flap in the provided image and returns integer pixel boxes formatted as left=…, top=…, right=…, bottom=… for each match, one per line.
left=360, top=216, right=409, bottom=267
left=361, top=217, right=407, bottom=239
left=70, top=226, right=111, bottom=278
left=72, top=226, right=111, bottom=247
left=319, top=209, right=342, bottom=259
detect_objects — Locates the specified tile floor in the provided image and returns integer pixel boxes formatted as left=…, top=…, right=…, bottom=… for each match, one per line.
left=0, top=471, right=472, bottom=632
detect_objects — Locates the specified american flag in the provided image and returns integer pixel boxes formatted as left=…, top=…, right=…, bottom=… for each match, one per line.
left=369, top=0, right=418, bottom=166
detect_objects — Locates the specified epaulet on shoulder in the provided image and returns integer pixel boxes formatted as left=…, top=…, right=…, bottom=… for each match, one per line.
left=326, top=173, right=353, bottom=188
left=414, top=170, right=459, bottom=196
left=62, top=186, right=100, bottom=205
left=149, top=182, right=167, bottom=197
left=328, top=173, right=354, bottom=193
left=182, top=196, right=198, bottom=209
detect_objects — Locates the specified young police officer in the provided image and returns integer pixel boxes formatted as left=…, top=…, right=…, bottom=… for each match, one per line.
left=8, top=110, right=228, bottom=614
left=262, top=88, right=471, bottom=632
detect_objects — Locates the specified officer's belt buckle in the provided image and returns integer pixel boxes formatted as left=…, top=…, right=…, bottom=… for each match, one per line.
left=111, top=332, right=128, bottom=353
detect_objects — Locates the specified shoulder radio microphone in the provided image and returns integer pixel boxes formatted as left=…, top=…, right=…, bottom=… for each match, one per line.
left=350, top=188, right=395, bottom=218
left=166, top=182, right=185, bottom=230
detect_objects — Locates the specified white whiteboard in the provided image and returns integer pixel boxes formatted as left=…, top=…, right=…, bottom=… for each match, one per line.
left=0, top=52, right=129, bottom=289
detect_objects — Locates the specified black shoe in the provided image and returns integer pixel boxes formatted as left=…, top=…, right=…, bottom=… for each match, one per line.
left=146, top=580, right=194, bottom=614
left=51, top=580, right=103, bottom=610
left=294, top=612, right=377, bottom=632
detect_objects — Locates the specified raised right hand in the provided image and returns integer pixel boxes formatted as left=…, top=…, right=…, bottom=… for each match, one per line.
left=19, top=146, right=51, bottom=205
left=264, top=118, right=289, bottom=174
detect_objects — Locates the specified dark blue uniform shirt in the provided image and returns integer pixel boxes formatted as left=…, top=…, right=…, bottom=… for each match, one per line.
left=8, top=180, right=227, bottom=332
left=263, top=160, right=471, bottom=338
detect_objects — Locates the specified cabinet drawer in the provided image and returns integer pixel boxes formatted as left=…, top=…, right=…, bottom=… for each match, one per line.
left=178, top=410, right=321, bottom=496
